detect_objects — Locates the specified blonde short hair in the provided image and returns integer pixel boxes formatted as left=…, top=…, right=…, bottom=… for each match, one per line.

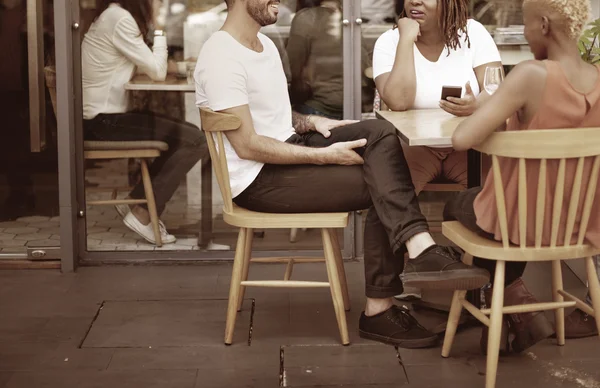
left=523, top=0, right=591, bottom=40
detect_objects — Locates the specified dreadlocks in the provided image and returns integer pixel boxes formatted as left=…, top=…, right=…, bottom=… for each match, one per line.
left=439, top=0, right=471, bottom=52
left=395, top=0, right=471, bottom=55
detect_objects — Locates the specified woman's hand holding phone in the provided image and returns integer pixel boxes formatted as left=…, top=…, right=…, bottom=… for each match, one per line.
left=440, top=82, right=478, bottom=117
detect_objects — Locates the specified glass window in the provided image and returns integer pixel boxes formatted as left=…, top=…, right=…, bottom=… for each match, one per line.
left=0, top=0, right=60, bottom=259
left=78, top=0, right=348, bottom=255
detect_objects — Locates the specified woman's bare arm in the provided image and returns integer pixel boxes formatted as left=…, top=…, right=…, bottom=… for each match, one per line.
left=452, top=61, right=545, bottom=151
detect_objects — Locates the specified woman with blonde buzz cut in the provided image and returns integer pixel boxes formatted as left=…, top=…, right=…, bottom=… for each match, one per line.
left=446, top=0, right=600, bottom=353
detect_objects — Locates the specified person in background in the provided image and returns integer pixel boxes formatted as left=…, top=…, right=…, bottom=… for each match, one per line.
left=286, top=0, right=368, bottom=120
left=372, top=0, right=502, bottom=301
left=361, top=0, right=396, bottom=24
left=81, top=0, right=209, bottom=245
left=448, top=0, right=600, bottom=353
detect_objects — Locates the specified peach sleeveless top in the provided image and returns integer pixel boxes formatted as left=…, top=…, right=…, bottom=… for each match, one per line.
left=473, top=61, right=600, bottom=248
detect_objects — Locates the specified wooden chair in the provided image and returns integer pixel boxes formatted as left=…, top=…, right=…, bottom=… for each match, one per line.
left=440, top=128, right=600, bottom=388
left=44, top=66, right=167, bottom=246
left=199, top=107, right=351, bottom=345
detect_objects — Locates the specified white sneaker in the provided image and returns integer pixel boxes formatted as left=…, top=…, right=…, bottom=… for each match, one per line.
left=115, top=204, right=130, bottom=218
left=123, top=212, right=176, bottom=245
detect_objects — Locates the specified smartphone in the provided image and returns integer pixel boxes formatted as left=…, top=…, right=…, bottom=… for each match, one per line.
left=441, top=86, right=462, bottom=101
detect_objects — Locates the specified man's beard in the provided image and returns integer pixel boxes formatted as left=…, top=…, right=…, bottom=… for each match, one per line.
left=246, top=0, right=277, bottom=26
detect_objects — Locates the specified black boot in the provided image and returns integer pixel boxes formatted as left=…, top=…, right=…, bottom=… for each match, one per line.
left=504, top=278, right=554, bottom=353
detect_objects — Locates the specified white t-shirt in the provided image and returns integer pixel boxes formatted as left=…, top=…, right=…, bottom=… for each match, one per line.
left=372, top=19, right=501, bottom=109
left=82, top=4, right=168, bottom=120
left=195, top=31, right=294, bottom=198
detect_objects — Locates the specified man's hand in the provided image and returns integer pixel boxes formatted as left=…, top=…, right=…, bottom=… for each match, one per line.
left=319, top=139, right=367, bottom=165
left=311, top=115, right=359, bottom=138
left=439, top=82, right=477, bottom=117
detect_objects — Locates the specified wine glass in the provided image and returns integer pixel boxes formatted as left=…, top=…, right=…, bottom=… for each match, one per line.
left=484, top=66, right=504, bottom=95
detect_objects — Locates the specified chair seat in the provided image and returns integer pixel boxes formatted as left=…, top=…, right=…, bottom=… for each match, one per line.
left=443, top=221, right=600, bottom=262
left=84, top=140, right=169, bottom=152
left=223, top=204, right=349, bottom=229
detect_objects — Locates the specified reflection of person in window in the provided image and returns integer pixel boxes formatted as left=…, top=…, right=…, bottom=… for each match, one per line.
left=81, top=0, right=209, bottom=245
left=286, top=0, right=345, bottom=120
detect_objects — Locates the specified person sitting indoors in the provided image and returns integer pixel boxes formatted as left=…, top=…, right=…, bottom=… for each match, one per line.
left=81, top=0, right=209, bottom=245
left=446, top=0, right=600, bottom=353
left=194, top=0, right=490, bottom=347
left=286, top=0, right=369, bottom=120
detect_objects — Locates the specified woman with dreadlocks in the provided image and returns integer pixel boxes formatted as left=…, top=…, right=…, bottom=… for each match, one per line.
left=372, top=0, right=502, bottom=302
left=374, top=0, right=503, bottom=191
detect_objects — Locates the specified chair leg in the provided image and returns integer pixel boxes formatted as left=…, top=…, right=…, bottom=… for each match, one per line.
left=322, top=228, right=350, bottom=345
left=586, top=256, right=600, bottom=336
left=290, top=228, right=298, bottom=243
left=284, top=259, right=295, bottom=281
left=330, top=229, right=350, bottom=311
left=441, top=290, right=466, bottom=358
left=551, top=260, right=566, bottom=346
left=139, top=159, right=162, bottom=247
left=486, top=260, right=506, bottom=388
left=441, top=253, right=472, bottom=357
left=237, top=228, right=253, bottom=312
left=224, top=228, right=248, bottom=345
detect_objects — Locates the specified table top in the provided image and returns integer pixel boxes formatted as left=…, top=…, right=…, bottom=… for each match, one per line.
left=124, top=74, right=195, bottom=92
left=376, top=109, right=467, bottom=147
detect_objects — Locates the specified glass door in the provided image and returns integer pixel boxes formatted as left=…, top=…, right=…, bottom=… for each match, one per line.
left=0, top=0, right=61, bottom=266
left=61, top=0, right=358, bottom=262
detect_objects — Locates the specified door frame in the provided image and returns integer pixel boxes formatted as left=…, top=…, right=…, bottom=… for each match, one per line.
left=56, top=0, right=364, bottom=269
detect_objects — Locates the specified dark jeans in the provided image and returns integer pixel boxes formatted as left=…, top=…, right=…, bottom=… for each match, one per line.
left=84, top=112, right=209, bottom=215
left=443, top=187, right=526, bottom=286
left=234, top=119, right=430, bottom=298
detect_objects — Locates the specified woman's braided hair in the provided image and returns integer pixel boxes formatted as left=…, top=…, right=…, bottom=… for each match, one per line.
left=396, top=0, right=471, bottom=55
left=440, top=0, right=471, bottom=52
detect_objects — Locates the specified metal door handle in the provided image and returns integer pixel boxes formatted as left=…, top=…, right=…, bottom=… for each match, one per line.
left=355, top=18, right=363, bottom=25
left=342, top=19, right=350, bottom=26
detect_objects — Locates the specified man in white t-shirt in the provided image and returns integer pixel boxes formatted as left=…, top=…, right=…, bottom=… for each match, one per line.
left=195, top=0, right=490, bottom=348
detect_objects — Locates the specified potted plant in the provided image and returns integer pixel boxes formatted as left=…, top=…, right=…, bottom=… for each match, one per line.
left=579, top=18, right=600, bottom=64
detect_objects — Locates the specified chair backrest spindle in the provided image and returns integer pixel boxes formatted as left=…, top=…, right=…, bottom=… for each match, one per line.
left=518, top=158, right=527, bottom=248
left=549, top=159, right=566, bottom=248
left=535, top=159, right=547, bottom=248
left=577, top=155, right=600, bottom=245
left=491, top=155, right=511, bottom=249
